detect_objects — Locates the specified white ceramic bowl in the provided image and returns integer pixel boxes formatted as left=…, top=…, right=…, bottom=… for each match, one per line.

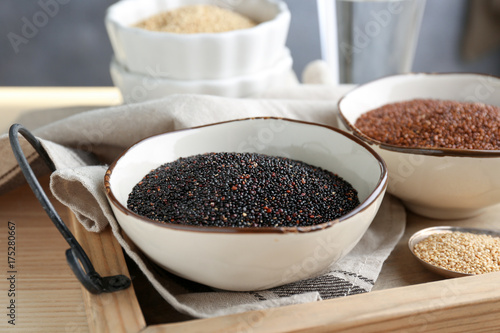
left=105, top=118, right=387, bottom=291
left=110, top=49, right=294, bottom=102
left=105, top=0, right=290, bottom=80
left=338, top=73, right=500, bottom=220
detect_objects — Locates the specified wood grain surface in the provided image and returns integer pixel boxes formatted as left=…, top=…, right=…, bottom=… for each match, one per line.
left=0, top=175, right=90, bottom=332
left=144, top=271, right=500, bottom=333
left=71, top=213, right=146, bottom=333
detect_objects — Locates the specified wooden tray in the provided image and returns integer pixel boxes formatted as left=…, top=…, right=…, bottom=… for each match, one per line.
left=71, top=207, right=500, bottom=332
left=2, top=87, right=500, bottom=332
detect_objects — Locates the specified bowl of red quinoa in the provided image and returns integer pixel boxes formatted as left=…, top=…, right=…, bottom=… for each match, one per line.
left=338, top=73, right=500, bottom=219
left=104, top=118, right=387, bottom=291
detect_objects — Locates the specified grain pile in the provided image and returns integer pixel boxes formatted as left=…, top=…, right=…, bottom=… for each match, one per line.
left=134, top=5, right=257, bottom=33
left=413, top=231, right=500, bottom=274
left=127, top=152, right=360, bottom=228
left=355, top=99, right=500, bottom=150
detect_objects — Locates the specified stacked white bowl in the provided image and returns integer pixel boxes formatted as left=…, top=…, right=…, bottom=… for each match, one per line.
left=105, top=0, right=292, bottom=103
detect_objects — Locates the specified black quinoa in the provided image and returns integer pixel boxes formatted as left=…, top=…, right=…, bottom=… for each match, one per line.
left=127, top=152, right=360, bottom=228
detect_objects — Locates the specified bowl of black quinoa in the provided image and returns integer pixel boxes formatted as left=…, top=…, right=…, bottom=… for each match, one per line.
left=338, top=73, right=500, bottom=220
left=104, top=117, right=387, bottom=291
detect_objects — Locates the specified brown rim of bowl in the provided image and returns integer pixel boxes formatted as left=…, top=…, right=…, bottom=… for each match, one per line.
left=104, top=117, right=388, bottom=234
left=338, top=72, right=500, bottom=158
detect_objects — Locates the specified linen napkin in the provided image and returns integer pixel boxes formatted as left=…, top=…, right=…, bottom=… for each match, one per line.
left=0, top=65, right=405, bottom=319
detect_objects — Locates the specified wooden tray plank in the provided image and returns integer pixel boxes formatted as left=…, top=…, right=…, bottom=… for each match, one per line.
left=142, top=271, right=500, bottom=332
left=70, top=213, right=146, bottom=333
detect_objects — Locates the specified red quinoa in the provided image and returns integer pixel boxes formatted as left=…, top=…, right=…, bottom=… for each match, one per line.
left=354, top=99, right=500, bottom=150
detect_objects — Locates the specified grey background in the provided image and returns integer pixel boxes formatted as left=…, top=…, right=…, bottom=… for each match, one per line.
left=0, top=0, right=499, bottom=86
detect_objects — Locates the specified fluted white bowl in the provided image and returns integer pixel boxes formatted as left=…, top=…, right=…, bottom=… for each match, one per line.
left=105, top=0, right=290, bottom=80
left=110, top=49, right=294, bottom=101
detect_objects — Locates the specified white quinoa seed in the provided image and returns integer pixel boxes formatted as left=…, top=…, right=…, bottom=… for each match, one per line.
left=413, top=231, right=500, bottom=274
left=134, top=5, right=257, bottom=34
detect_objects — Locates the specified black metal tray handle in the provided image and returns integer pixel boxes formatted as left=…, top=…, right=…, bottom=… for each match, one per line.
left=9, top=124, right=131, bottom=294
